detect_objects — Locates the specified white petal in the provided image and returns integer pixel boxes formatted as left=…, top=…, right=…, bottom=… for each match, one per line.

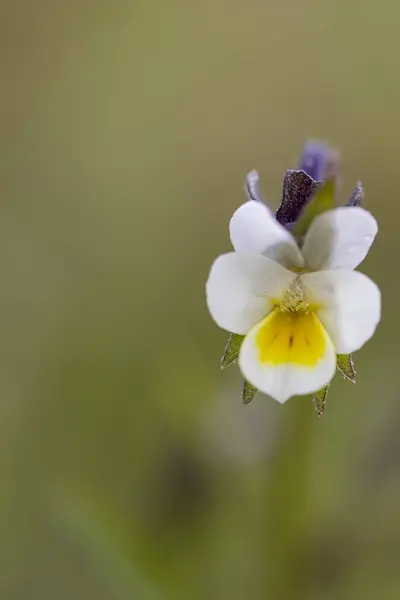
left=302, top=270, right=381, bottom=354
left=239, top=310, right=336, bottom=403
left=206, top=253, right=296, bottom=335
left=301, top=207, right=378, bottom=271
left=229, top=201, right=304, bottom=268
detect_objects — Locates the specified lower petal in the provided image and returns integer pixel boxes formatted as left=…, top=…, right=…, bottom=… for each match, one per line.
left=239, top=310, right=336, bottom=403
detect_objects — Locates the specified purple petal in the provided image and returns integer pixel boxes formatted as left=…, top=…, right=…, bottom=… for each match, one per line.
left=299, top=140, right=341, bottom=182
left=276, top=170, right=322, bottom=226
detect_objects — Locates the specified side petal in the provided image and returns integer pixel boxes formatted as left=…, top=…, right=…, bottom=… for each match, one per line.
left=229, top=201, right=304, bottom=268
left=302, top=270, right=381, bottom=354
left=301, top=207, right=378, bottom=271
left=239, top=310, right=336, bottom=403
left=206, top=253, right=295, bottom=335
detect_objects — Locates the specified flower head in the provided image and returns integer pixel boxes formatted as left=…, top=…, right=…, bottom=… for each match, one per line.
left=206, top=157, right=380, bottom=404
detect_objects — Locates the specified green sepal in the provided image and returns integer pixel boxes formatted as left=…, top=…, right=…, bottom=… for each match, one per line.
left=336, top=353, right=356, bottom=382
left=242, top=380, right=257, bottom=404
left=221, top=333, right=244, bottom=369
left=346, top=181, right=363, bottom=207
left=312, top=385, right=329, bottom=417
left=291, top=177, right=336, bottom=239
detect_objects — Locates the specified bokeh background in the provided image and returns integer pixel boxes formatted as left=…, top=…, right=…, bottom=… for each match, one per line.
left=1, top=1, right=399, bottom=598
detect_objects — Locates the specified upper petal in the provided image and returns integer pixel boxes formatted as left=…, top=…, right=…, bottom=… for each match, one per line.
left=206, top=252, right=296, bottom=335
left=239, top=309, right=336, bottom=403
left=229, top=201, right=304, bottom=268
left=301, top=207, right=378, bottom=271
left=302, top=269, right=381, bottom=354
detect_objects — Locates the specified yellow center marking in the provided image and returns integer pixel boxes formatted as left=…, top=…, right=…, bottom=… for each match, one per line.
left=256, top=309, right=327, bottom=366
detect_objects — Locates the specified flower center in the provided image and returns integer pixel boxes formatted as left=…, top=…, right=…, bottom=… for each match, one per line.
left=279, top=276, right=310, bottom=313
left=255, top=276, right=327, bottom=366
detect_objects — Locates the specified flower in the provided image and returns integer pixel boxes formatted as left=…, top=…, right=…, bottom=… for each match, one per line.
left=206, top=200, right=381, bottom=403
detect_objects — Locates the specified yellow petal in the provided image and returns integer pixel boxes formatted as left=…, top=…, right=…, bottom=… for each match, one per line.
left=239, top=309, right=336, bottom=403
left=256, top=310, right=327, bottom=366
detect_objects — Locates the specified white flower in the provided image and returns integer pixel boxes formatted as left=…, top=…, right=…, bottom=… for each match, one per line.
left=206, top=200, right=381, bottom=403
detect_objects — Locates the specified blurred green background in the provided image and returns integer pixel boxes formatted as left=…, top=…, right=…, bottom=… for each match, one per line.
left=1, top=1, right=398, bottom=598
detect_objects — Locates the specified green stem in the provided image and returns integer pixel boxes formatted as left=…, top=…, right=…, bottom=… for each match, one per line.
left=264, top=399, right=316, bottom=600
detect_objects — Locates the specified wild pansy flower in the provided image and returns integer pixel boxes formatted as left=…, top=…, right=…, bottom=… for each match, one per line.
left=206, top=142, right=381, bottom=406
